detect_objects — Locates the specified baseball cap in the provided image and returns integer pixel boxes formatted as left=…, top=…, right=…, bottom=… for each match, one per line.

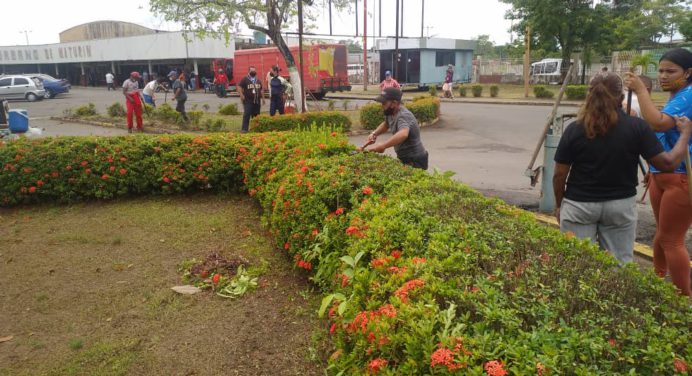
left=130, top=71, right=140, bottom=79
left=385, top=70, right=391, bottom=76
left=374, top=87, right=403, bottom=103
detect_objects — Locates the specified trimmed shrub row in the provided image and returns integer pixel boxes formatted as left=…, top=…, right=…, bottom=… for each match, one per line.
left=533, top=85, right=555, bottom=99
left=360, top=96, right=441, bottom=130
left=250, top=111, right=351, bottom=133
left=566, top=85, right=588, bottom=100
left=1, top=132, right=690, bottom=375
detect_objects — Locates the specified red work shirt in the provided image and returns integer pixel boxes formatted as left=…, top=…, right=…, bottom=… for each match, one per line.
left=214, top=73, right=228, bottom=86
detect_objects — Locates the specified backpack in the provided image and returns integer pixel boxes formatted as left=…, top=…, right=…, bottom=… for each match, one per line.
left=270, top=76, right=284, bottom=95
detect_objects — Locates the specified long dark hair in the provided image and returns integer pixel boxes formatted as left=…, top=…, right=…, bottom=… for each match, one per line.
left=578, top=72, right=624, bottom=139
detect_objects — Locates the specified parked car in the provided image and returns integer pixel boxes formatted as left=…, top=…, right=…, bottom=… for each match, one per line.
left=30, top=75, right=70, bottom=99
left=0, top=75, right=45, bottom=102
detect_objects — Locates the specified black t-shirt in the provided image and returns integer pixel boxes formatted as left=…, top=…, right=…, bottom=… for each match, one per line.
left=239, top=76, right=262, bottom=104
left=554, top=112, right=664, bottom=202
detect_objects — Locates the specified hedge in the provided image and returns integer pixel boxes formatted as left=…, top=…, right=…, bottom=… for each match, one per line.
left=360, top=96, right=441, bottom=130
left=534, top=85, right=555, bottom=99
left=566, top=85, right=588, bottom=100
left=250, top=111, right=351, bottom=133
left=1, top=132, right=690, bottom=375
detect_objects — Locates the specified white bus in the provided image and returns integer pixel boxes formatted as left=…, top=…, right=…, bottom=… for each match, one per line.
left=530, top=58, right=563, bottom=85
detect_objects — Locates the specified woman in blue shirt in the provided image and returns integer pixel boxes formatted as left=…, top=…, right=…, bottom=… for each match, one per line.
left=625, top=48, right=692, bottom=296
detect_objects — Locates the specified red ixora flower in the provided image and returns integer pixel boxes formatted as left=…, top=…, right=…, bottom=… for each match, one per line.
left=119, top=168, right=127, bottom=176
left=346, top=226, right=359, bottom=236
left=163, top=176, right=170, bottom=183
left=317, top=143, right=327, bottom=150
left=394, top=279, right=425, bottom=303
left=212, top=274, right=221, bottom=284
left=362, top=186, right=374, bottom=195
left=101, top=174, right=110, bottom=181
left=674, top=358, right=689, bottom=373
left=608, top=338, right=617, bottom=347
left=36, top=180, right=44, bottom=186
left=431, top=347, right=462, bottom=371
left=331, top=131, right=338, bottom=137
left=28, top=186, right=37, bottom=193
left=390, top=250, right=402, bottom=259
left=484, top=360, right=508, bottom=376
left=335, top=207, right=344, bottom=215
left=367, top=358, right=387, bottom=374
left=412, top=257, right=427, bottom=265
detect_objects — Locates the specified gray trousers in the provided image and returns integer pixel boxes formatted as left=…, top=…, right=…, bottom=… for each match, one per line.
left=560, top=196, right=637, bottom=264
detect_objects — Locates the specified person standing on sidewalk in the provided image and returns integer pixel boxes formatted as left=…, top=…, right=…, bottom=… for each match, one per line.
left=553, top=72, right=692, bottom=268
left=238, top=66, right=264, bottom=133
left=122, top=72, right=143, bottom=133
left=106, top=72, right=115, bottom=91
left=443, top=64, right=455, bottom=99
left=379, top=70, right=400, bottom=93
left=171, top=74, right=189, bottom=122
left=268, top=66, right=287, bottom=116
left=213, top=69, right=228, bottom=97
left=367, top=88, right=429, bottom=170
left=624, top=47, right=692, bottom=296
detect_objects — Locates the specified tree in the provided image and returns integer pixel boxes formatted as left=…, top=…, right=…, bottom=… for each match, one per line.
left=150, top=0, right=351, bottom=112
left=341, top=39, right=363, bottom=53
left=609, top=0, right=690, bottom=48
left=501, top=0, right=598, bottom=79
left=681, top=11, right=692, bottom=41
left=474, top=35, right=497, bottom=59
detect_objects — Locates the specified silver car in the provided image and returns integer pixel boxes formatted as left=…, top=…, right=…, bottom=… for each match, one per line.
left=0, top=75, right=46, bottom=102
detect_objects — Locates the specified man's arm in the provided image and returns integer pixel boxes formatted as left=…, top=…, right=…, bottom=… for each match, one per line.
left=367, top=121, right=390, bottom=143
left=122, top=86, right=132, bottom=102
left=238, top=84, right=245, bottom=102
left=553, top=162, right=570, bottom=221
left=371, top=128, right=409, bottom=152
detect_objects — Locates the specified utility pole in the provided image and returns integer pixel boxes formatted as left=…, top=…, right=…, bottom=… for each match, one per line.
left=524, top=25, right=531, bottom=98
left=364, top=0, right=368, bottom=91
left=400, top=0, right=404, bottom=37
left=421, top=0, right=425, bottom=38
left=379, top=0, right=382, bottom=37
left=298, top=0, right=306, bottom=113
left=329, top=0, right=333, bottom=35
left=394, top=0, right=400, bottom=79
left=19, top=30, right=32, bottom=45
left=355, top=0, right=359, bottom=37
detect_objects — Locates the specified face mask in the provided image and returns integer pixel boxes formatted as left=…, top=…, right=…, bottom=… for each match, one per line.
left=667, top=76, right=689, bottom=91
left=249, top=71, right=257, bottom=77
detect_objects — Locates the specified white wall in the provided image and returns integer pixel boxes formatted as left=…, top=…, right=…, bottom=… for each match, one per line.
left=0, top=31, right=235, bottom=65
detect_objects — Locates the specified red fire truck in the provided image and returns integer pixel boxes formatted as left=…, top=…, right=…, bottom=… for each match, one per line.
left=232, top=44, right=351, bottom=99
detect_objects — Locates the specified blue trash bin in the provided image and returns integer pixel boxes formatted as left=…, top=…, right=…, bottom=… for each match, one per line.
left=8, top=109, right=29, bottom=133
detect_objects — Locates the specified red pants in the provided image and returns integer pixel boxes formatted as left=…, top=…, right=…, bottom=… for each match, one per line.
left=126, top=94, right=143, bottom=129
left=650, top=173, right=692, bottom=296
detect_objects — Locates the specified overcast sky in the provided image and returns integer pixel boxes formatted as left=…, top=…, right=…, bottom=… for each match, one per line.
left=0, top=0, right=514, bottom=47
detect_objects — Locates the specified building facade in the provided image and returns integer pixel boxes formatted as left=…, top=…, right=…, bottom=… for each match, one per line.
left=0, top=21, right=235, bottom=86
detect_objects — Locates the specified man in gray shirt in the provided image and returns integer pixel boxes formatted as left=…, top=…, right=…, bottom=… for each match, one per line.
left=366, top=88, right=429, bottom=169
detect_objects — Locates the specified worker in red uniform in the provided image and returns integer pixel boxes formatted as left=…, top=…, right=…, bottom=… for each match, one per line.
left=213, top=69, right=229, bottom=98
left=122, top=71, right=143, bottom=133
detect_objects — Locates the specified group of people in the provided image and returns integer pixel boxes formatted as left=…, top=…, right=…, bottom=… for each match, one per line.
left=553, top=48, right=692, bottom=297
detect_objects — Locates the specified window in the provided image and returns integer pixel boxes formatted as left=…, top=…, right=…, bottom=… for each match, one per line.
left=13, top=78, right=29, bottom=85
left=0, top=78, right=11, bottom=87
left=435, top=51, right=455, bottom=67
left=545, top=62, right=558, bottom=74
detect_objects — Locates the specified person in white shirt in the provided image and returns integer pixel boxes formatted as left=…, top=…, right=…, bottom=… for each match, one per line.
left=105, top=72, right=115, bottom=91
left=142, top=77, right=166, bottom=107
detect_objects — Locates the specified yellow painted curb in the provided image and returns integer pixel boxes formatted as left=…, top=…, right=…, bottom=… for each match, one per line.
left=533, top=212, right=692, bottom=266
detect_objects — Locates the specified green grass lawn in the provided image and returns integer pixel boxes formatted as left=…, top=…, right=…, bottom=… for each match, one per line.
left=0, top=195, right=329, bottom=376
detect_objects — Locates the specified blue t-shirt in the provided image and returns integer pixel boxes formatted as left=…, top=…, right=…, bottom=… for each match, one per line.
left=651, top=84, right=692, bottom=173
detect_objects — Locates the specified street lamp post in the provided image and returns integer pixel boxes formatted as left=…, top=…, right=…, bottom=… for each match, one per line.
left=19, top=30, right=32, bottom=45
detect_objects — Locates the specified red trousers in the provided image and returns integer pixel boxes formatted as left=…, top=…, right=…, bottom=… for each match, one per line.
left=650, top=173, right=692, bottom=296
left=126, top=94, right=143, bottom=129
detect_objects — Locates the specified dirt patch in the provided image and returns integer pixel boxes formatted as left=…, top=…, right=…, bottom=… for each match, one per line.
left=0, top=194, right=330, bottom=375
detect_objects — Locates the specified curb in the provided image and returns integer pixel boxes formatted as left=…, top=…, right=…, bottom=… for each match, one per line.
left=533, top=212, right=692, bottom=267
left=50, top=117, right=178, bottom=134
